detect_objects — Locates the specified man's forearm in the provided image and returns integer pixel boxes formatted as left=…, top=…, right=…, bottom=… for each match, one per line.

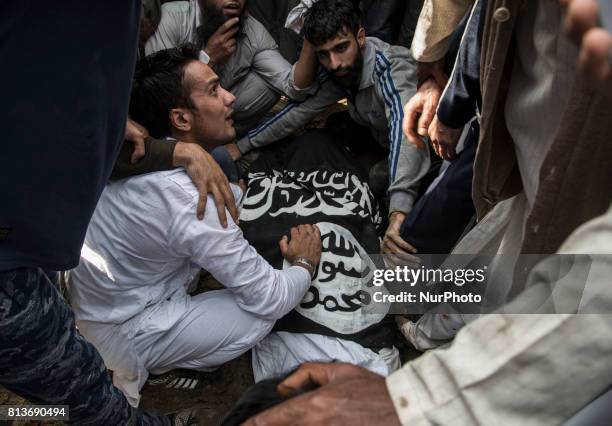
left=110, top=137, right=177, bottom=180
left=388, top=137, right=430, bottom=214
left=293, top=39, right=318, bottom=90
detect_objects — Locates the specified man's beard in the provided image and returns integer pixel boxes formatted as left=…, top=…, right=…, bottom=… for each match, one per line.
left=329, top=50, right=364, bottom=91
left=196, top=0, right=245, bottom=48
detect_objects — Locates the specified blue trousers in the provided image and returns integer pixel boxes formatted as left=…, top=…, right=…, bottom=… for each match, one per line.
left=0, top=268, right=169, bottom=425
left=212, top=146, right=239, bottom=183
left=400, top=123, right=478, bottom=254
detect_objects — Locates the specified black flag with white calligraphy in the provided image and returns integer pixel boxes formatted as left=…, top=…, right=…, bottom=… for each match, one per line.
left=239, top=130, right=395, bottom=351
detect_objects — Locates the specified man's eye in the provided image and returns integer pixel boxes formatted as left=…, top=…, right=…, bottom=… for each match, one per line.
left=337, top=44, right=348, bottom=52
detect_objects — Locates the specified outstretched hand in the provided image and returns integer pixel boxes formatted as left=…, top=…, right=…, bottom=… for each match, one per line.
left=403, top=78, right=443, bottom=149
left=243, top=363, right=401, bottom=426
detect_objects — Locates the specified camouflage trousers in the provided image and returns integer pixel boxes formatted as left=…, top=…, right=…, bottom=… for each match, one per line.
left=0, top=268, right=169, bottom=425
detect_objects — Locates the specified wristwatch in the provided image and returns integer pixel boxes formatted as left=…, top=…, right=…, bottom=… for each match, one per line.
left=199, top=50, right=210, bottom=65
left=292, top=257, right=317, bottom=279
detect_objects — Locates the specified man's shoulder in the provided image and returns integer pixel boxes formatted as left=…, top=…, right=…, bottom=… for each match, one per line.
left=160, top=0, right=192, bottom=15
left=368, top=37, right=414, bottom=69
left=242, top=15, right=277, bottom=50
left=368, top=38, right=417, bottom=96
left=109, top=169, right=198, bottom=206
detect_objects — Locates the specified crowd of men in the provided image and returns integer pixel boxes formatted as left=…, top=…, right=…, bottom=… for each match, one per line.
left=1, top=0, right=612, bottom=424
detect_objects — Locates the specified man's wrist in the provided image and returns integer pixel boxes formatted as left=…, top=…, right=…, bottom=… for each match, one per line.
left=416, top=60, right=446, bottom=88
left=236, top=137, right=254, bottom=155
left=173, top=141, right=204, bottom=168
left=203, top=48, right=215, bottom=67
left=292, top=257, right=317, bottom=278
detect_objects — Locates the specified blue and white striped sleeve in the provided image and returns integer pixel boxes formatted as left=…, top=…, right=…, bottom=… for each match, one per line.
left=375, top=50, right=430, bottom=215
left=236, top=74, right=344, bottom=154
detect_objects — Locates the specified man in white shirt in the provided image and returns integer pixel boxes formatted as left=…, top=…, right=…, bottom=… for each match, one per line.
left=69, top=45, right=322, bottom=407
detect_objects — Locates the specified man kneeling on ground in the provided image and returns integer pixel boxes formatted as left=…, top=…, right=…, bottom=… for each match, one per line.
left=69, top=45, right=322, bottom=407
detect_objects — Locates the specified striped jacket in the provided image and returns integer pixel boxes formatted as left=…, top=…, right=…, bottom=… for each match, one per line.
left=236, top=37, right=430, bottom=214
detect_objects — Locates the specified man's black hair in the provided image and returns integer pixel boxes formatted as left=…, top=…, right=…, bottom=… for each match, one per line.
left=303, top=0, right=362, bottom=46
left=129, top=44, right=200, bottom=138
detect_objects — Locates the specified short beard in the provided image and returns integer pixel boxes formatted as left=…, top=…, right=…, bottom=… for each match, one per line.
left=330, top=49, right=364, bottom=91
left=196, top=0, right=245, bottom=48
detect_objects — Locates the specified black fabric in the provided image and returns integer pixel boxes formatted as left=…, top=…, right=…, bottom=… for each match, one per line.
left=240, top=129, right=395, bottom=351
left=401, top=122, right=478, bottom=255
left=0, top=0, right=141, bottom=271
left=437, top=0, right=486, bottom=129
left=220, top=369, right=317, bottom=426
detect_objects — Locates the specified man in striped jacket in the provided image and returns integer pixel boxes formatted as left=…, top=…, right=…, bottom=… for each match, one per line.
left=232, top=0, right=430, bottom=249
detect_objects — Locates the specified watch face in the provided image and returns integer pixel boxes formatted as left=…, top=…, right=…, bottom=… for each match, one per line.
left=199, top=50, right=210, bottom=64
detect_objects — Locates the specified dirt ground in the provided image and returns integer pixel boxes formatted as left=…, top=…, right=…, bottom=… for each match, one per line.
left=0, top=352, right=252, bottom=425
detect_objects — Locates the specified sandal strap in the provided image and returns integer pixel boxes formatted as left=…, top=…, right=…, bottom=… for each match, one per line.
left=147, top=370, right=202, bottom=390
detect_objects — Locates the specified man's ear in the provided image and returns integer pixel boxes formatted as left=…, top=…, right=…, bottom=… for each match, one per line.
left=169, top=108, right=193, bottom=133
left=357, top=27, right=366, bottom=49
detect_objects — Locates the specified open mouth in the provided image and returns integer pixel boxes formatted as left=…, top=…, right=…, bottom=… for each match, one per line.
left=225, top=110, right=234, bottom=125
left=223, top=1, right=241, bottom=15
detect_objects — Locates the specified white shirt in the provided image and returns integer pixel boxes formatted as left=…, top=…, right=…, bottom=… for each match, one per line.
left=70, top=168, right=310, bottom=325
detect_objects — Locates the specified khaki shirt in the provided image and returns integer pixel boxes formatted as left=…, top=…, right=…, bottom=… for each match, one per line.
left=411, top=0, right=474, bottom=62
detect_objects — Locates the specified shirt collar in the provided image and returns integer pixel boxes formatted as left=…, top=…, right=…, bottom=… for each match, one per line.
left=357, top=39, right=376, bottom=90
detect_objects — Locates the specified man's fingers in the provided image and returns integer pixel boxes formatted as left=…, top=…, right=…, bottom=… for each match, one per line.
left=403, top=100, right=424, bottom=146
left=210, top=185, right=228, bottom=227
left=439, top=142, right=449, bottom=161
left=389, top=233, right=418, bottom=253
left=238, top=178, right=247, bottom=193
left=417, top=101, right=436, bottom=137
left=565, top=0, right=599, bottom=43
left=430, top=138, right=441, bottom=158
left=222, top=26, right=240, bottom=41
left=130, top=138, right=146, bottom=164
left=279, top=235, right=289, bottom=257
left=277, top=363, right=334, bottom=396
left=290, top=226, right=299, bottom=240
left=244, top=393, right=308, bottom=425
left=221, top=179, right=239, bottom=224
left=219, top=17, right=240, bottom=33
left=383, top=245, right=421, bottom=267
left=579, top=28, right=612, bottom=82
left=196, top=192, right=207, bottom=221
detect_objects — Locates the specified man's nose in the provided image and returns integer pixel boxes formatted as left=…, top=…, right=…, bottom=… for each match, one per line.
left=222, top=87, right=235, bottom=107
left=330, top=53, right=342, bottom=71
